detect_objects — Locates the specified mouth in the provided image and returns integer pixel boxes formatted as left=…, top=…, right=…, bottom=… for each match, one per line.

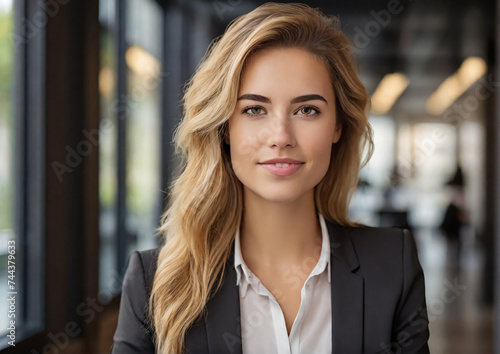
left=260, top=162, right=298, bottom=167
left=258, top=158, right=304, bottom=165
left=258, top=161, right=304, bottom=176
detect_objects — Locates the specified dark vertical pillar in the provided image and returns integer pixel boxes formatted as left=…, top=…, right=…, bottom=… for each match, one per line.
left=81, top=0, right=101, bottom=351
left=160, top=3, right=184, bottom=218
left=493, top=1, right=500, bottom=351
left=116, top=0, right=128, bottom=275
left=44, top=0, right=81, bottom=332
left=483, top=38, right=495, bottom=307
left=14, top=0, right=46, bottom=336
left=43, top=0, right=100, bottom=344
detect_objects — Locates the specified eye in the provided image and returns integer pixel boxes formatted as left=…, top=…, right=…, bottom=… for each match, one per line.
left=242, top=106, right=266, bottom=116
left=295, top=105, right=320, bottom=116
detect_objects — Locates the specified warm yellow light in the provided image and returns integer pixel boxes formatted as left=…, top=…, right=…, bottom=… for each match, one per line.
left=125, top=45, right=161, bottom=77
left=99, top=66, right=114, bottom=96
left=371, top=73, right=409, bottom=115
left=459, top=57, right=487, bottom=86
left=426, top=57, right=487, bottom=115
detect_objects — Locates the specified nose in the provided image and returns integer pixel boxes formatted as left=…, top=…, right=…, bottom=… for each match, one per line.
left=267, top=113, right=296, bottom=148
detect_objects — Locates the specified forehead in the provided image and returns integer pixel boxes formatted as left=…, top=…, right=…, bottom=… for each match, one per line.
left=239, top=47, right=334, bottom=98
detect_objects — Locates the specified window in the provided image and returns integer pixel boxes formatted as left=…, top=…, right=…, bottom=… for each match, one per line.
left=99, top=0, right=119, bottom=295
left=0, top=0, right=45, bottom=348
left=124, top=0, right=163, bottom=255
left=99, top=0, right=164, bottom=295
left=0, top=0, right=15, bottom=338
left=98, top=0, right=220, bottom=297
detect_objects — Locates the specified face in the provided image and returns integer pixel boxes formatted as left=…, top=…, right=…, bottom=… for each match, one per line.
left=227, top=47, right=342, bottom=204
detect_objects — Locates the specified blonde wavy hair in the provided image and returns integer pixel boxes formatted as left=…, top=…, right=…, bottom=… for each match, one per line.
left=150, top=3, right=373, bottom=353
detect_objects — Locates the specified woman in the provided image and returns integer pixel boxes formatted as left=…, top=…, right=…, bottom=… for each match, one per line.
left=112, top=3, right=430, bottom=353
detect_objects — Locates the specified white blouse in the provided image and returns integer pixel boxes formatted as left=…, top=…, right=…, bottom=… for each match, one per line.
left=234, top=212, right=332, bottom=354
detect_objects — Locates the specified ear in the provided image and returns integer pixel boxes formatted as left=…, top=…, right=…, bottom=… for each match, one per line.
left=224, top=129, right=230, bottom=145
left=332, top=123, right=342, bottom=144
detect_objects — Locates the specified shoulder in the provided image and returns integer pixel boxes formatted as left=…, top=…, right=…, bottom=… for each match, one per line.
left=346, top=225, right=414, bottom=255
left=125, top=248, right=160, bottom=299
left=348, top=226, right=424, bottom=296
left=331, top=223, right=421, bottom=277
left=328, top=223, right=429, bottom=351
left=120, top=247, right=161, bottom=310
left=112, top=248, right=161, bottom=353
left=132, top=248, right=160, bottom=277
left=117, top=247, right=161, bottom=323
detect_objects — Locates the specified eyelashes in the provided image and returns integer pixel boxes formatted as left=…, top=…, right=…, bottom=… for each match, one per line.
left=241, top=105, right=321, bottom=117
left=296, top=106, right=320, bottom=116
left=241, top=106, right=266, bottom=116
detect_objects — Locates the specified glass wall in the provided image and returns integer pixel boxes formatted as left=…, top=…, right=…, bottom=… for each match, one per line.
left=0, top=0, right=15, bottom=334
left=124, top=0, right=163, bottom=254
left=99, top=0, right=119, bottom=293
left=99, top=0, right=163, bottom=294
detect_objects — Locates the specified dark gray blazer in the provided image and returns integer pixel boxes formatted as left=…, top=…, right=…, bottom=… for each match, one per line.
left=112, top=221, right=430, bottom=353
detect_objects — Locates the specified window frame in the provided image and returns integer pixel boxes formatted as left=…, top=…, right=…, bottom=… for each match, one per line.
left=0, top=1, right=47, bottom=349
left=2, top=0, right=101, bottom=351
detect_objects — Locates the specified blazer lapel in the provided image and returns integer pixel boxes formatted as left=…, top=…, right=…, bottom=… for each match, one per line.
left=200, top=221, right=363, bottom=354
left=326, top=220, right=364, bottom=353
left=204, top=250, right=243, bottom=354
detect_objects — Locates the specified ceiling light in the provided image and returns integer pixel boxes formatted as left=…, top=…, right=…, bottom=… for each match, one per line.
left=125, top=45, right=161, bottom=78
left=371, top=73, right=409, bottom=115
left=426, top=57, right=487, bottom=115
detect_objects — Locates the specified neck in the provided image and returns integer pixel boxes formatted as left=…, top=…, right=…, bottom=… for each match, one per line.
left=239, top=188, right=322, bottom=271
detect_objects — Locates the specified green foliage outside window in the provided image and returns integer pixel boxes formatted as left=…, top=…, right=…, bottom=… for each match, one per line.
left=0, top=5, right=13, bottom=231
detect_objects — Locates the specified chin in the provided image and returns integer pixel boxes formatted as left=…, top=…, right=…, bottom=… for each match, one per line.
left=252, top=188, right=308, bottom=204
left=264, top=196, right=299, bottom=204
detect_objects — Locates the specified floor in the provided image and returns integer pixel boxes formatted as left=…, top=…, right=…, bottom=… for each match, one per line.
left=415, top=228, right=494, bottom=354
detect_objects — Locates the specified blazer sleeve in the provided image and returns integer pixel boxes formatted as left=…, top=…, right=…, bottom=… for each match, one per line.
left=111, top=251, right=156, bottom=353
left=392, top=229, right=430, bottom=353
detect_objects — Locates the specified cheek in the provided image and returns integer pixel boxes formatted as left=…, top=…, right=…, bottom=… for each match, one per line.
left=303, top=129, right=334, bottom=172
left=229, top=120, right=272, bottom=153
left=228, top=123, right=262, bottom=176
left=315, top=142, right=333, bottom=169
left=303, top=122, right=334, bottom=144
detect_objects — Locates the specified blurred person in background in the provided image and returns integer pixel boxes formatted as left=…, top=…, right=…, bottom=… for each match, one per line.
left=440, top=167, right=469, bottom=270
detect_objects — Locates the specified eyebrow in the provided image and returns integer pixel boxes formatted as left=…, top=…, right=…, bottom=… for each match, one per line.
left=291, top=94, right=328, bottom=104
left=237, top=93, right=328, bottom=104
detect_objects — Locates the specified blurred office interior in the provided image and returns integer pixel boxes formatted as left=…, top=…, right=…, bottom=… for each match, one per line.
left=0, top=0, right=499, bottom=352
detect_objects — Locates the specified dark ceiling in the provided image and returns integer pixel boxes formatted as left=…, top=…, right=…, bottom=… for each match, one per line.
left=183, top=0, right=496, bottom=121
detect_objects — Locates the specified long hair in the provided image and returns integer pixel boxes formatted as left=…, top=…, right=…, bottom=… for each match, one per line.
left=150, top=3, right=373, bottom=353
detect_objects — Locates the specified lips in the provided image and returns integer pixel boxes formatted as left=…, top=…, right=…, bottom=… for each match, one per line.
left=258, top=158, right=304, bottom=176
left=259, top=158, right=304, bottom=164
